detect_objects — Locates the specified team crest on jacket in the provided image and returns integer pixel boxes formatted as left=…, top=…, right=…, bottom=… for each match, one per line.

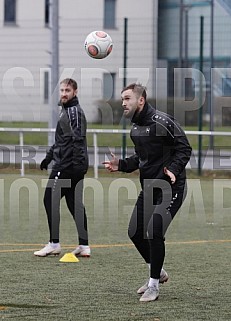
left=146, top=127, right=150, bottom=133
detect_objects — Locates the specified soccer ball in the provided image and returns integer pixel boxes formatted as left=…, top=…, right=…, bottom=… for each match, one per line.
left=84, top=31, right=113, bottom=59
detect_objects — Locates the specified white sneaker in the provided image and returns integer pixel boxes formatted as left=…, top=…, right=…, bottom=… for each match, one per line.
left=137, top=281, right=149, bottom=294
left=140, top=285, right=159, bottom=302
left=137, top=269, right=169, bottom=294
left=159, top=269, right=169, bottom=284
left=34, top=242, right=61, bottom=257
left=72, top=245, right=91, bottom=257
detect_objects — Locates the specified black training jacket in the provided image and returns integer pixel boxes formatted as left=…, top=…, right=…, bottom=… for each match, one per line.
left=45, top=96, right=89, bottom=174
left=118, top=102, right=192, bottom=187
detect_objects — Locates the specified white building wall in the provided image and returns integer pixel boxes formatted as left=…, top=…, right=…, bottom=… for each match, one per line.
left=0, top=0, right=158, bottom=123
left=0, top=0, right=49, bottom=122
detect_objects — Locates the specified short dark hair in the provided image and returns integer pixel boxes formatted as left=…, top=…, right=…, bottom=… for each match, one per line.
left=121, top=83, right=147, bottom=101
left=60, top=78, right=78, bottom=91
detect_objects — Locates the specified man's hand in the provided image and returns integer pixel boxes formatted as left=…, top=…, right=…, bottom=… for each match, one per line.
left=40, top=159, right=49, bottom=170
left=164, top=167, right=176, bottom=184
left=102, top=152, right=119, bottom=172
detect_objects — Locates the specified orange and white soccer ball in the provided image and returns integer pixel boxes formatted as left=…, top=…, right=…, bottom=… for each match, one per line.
left=84, top=31, right=113, bottom=59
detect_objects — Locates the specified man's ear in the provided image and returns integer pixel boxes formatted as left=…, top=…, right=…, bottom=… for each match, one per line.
left=75, top=89, right=78, bottom=96
left=139, top=96, right=145, bottom=106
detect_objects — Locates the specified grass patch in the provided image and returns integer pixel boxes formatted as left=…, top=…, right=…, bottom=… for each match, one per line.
left=0, top=174, right=230, bottom=320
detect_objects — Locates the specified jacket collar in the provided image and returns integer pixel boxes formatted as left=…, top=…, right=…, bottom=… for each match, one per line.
left=131, top=102, right=155, bottom=125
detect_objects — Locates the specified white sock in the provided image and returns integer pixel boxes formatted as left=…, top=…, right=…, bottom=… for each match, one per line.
left=50, top=242, right=60, bottom=248
left=79, top=245, right=89, bottom=249
left=148, top=277, right=159, bottom=288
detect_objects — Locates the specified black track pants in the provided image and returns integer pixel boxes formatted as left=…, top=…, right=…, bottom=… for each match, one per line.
left=43, top=170, right=88, bottom=245
left=128, top=179, right=187, bottom=279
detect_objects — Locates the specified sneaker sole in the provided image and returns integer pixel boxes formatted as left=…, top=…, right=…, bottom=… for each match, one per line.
left=73, top=251, right=91, bottom=257
left=34, top=252, right=61, bottom=257
left=140, top=295, right=159, bottom=302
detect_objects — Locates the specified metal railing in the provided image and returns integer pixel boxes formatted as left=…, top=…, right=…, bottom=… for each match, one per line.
left=1, top=127, right=231, bottom=178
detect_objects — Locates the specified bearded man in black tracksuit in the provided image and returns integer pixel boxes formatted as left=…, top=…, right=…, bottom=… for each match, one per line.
left=34, top=78, right=90, bottom=258
left=104, top=83, right=192, bottom=302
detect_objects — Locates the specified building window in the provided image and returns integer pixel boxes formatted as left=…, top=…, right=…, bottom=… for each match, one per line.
left=104, top=0, right=116, bottom=29
left=222, top=78, right=231, bottom=96
left=45, top=0, right=50, bottom=26
left=44, top=71, right=50, bottom=103
left=4, top=0, right=16, bottom=24
left=103, top=72, right=115, bottom=99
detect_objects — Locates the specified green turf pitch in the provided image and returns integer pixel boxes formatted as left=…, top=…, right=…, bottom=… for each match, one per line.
left=0, top=175, right=230, bottom=321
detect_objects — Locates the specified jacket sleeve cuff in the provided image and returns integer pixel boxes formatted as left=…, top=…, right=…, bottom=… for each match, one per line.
left=118, top=159, right=126, bottom=172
